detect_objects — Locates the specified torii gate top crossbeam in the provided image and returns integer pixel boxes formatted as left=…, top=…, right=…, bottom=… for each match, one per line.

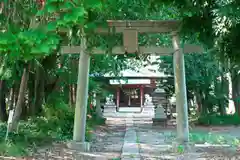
left=60, top=19, right=203, bottom=55
left=96, top=20, right=181, bottom=33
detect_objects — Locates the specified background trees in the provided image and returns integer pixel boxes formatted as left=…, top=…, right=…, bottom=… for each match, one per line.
left=0, top=0, right=240, bottom=156
left=151, top=0, right=240, bottom=123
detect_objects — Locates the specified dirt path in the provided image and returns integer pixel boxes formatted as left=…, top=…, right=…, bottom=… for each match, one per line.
left=29, top=118, right=126, bottom=160
left=90, top=119, right=125, bottom=159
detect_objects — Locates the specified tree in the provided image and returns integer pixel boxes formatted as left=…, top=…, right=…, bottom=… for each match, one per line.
left=0, top=0, right=139, bottom=128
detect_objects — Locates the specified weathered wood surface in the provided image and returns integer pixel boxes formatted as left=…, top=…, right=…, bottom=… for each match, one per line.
left=61, top=45, right=203, bottom=55
left=95, top=20, right=181, bottom=33
left=123, top=29, right=138, bottom=53
left=58, top=20, right=181, bottom=34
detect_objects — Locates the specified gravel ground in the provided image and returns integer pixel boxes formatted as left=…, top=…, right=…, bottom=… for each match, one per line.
left=135, top=123, right=240, bottom=160
left=90, top=121, right=125, bottom=159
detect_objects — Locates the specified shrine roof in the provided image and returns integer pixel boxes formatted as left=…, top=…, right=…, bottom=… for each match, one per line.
left=91, top=56, right=171, bottom=79
left=104, top=65, right=169, bottom=78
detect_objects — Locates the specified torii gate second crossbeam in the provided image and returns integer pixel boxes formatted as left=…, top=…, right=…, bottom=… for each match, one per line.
left=63, top=20, right=203, bottom=151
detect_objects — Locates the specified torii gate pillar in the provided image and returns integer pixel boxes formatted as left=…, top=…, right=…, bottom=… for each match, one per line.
left=67, top=32, right=90, bottom=151
left=172, top=32, right=189, bottom=144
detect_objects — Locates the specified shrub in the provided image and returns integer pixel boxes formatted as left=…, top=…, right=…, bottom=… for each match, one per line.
left=198, top=114, right=240, bottom=125
left=0, top=97, right=102, bottom=156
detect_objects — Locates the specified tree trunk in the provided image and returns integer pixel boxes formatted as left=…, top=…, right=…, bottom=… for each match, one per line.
left=14, top=84, right=19, bottom=108
left=21, top=96, right=27, bottom=120
left=44, top=56, right=65, bottom=101
left=73, top=84, right=77, bottom=105
left=232, top=77, right=240, bottom=115
left=194, top=91, right=202, bottom=115
left=225, top=72, right=234, bottom=114
left=36, top=76, right=45, bottom=114
left=218, top=74, right=226, bottom=115
left=200, top=91, right=207, bottom=115
left=69, top=84, right=73, bottom=106
left=8, top=64, right=30, bottom=132
left=31, top=64, right=44, bottom=115
left=231, top=68, right=240, bottom=116
left=0, top=80, right=8, bottom=122
left=8, top=87, right=14, bottom=110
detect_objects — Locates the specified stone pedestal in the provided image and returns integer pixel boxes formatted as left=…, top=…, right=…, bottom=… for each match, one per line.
left=96, top=97, right=103, bottom=117
left=142, top=104, right=155, bottom=118
left=67, top=141, right=90, bottom=152
left=103, top=104, right=117, bottom=118
left=152, top=107, right=167, bottom=126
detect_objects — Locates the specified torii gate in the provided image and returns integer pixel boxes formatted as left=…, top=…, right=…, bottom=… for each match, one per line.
left=62, top=20, right=203, bottom=151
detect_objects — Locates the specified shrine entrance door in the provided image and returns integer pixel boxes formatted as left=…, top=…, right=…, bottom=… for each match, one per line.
left=119, top=87, right=141, bottom=107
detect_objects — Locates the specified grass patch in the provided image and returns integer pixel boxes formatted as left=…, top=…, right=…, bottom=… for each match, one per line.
left=164, top=131, right=240, bottom=146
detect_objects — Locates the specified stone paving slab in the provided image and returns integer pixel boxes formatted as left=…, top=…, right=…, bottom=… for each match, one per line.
left=121, top=118, right=141, bottom=160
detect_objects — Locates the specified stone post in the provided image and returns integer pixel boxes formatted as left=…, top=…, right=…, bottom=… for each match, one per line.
left=140, top=86, right=144, bottom=107
left=117, top=88, right=120, bottom=108
left=172, top=32, right=189, bottom=144
left=128, top=95, right=131, bottom=106
left=152, top=88, right=167, bottom=125
left=103, top=93, right=117, bottom=118
left=67, top=30, right=90, bottom=151
left=96, top=94, right=103, bottom=118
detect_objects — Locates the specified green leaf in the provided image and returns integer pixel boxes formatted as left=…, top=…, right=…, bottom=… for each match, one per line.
left=84, top=0, right=102, bottom=10
left=63, top=7, right=86, bottom=23
left=84, top=22, right=97, bottom=31
left=46, top=4, right=57, bottom=13
left=36, top=9, right=44, bottom=16
left=47, top=21, right=58, bottom=31
left=31, top=44, right=50, bottom=54
left=63, top=1, right=74, bottom=9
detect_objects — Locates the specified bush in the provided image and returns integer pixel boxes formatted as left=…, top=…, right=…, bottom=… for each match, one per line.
left=198, top=114, right=240, bottom=125
left=0, top=97, right=103, bottom=156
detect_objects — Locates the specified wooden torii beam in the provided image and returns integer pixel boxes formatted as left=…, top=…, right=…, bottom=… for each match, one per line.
left=61, top=20, right=202, bottom=55
left=65, top=20, right=202, bottom=151
left=95, top=20, right=181, bottom=33
left=61, top=45, right=203, bottom=55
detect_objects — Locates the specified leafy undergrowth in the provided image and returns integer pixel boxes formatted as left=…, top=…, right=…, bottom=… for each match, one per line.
left=164, top=131, right=240, bottom=147
left=0, top=99, right=105, bottom=156
left=198, top=114, right=240, bottom=126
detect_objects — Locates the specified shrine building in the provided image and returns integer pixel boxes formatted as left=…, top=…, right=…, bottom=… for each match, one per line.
left=95, top=58, right=171, bottom=118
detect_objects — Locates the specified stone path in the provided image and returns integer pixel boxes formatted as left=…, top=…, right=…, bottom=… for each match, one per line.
left=121, top=119, right=200, bottom=160
left=121, top=118, right=140, bottom=160
left=90, top=118, right=126, bottom=159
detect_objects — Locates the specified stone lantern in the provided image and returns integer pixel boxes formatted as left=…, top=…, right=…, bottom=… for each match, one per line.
left=151, top=88, right=167, bottom=125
